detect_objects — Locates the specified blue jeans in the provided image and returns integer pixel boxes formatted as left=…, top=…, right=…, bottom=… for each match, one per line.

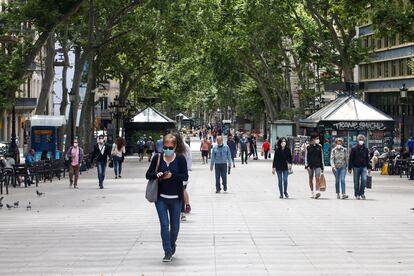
left=112, top=156, right=122, bottom=176
left=96, top=161, right=106, bottom=187
left=334, top=167, right=346, bottom=194
left=215, top=164, right=228, bottom=191
left=155, top=197, right=182, bottom=255
left=353, top=167, right=367, bottom=196
left=276, top=170, right=288, bottom=196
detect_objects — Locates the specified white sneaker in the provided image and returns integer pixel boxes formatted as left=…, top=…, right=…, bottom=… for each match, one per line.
left=310, top=191, right=315, bottom=198
left=337, top=193, right=340, bottom=199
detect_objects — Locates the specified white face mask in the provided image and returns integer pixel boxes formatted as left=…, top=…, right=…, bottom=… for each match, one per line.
left=281, top=141, right=286, bottom=147
left=358, top=140, right=364, bottom=145
left=336, top=144, right=342, bottom=148
left=73, top=143, right=78, bottom=147
left=315, top=139, right=320, bottom=144
left=99, top=139, right=104, bottom=144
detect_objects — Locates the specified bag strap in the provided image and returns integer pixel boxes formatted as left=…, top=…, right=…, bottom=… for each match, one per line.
left=155, top=153, right=161, bottom=173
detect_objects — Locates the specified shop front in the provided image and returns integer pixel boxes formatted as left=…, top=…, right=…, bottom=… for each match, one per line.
left=300, top=96, right=395, bottom=165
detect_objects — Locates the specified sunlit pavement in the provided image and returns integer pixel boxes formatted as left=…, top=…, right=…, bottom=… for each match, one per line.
left=1, top=138, right=414, bottom=275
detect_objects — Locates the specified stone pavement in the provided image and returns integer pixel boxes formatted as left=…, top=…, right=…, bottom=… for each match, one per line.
left=1, top=139, right=414, bottom=275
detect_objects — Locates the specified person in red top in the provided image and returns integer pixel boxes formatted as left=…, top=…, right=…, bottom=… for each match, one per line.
left=262, top=139, right=271, bottom=159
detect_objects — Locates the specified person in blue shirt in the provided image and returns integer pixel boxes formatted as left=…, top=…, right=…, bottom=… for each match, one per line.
left=25, top=149, right=35, bottom=166
left=407, top=137, right=414, bottom=157
left=156, top=135, right=164, bottom=154
left=210, top=136, right=232, bottom=193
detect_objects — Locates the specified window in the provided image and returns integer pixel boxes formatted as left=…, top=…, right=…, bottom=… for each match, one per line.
left=364, top=65, right=369, bottom=79
left=389, top=36, right=396, bottom=47
left=370, top=63, right=375, bottom=79
left=384, top=61, right=389, bottom=77
left=399, top=59, right=406, bottom=76
left=370, top=36, right=375, bottom=48
left=408, top=60, right=413, bottom=75
left=377, top=38, right=382, bottom=49
left=377, top=62, right=382, bottom=78
left=391, top=60, right=397, bottom=77
left=384, top=37, right=388, bottom=48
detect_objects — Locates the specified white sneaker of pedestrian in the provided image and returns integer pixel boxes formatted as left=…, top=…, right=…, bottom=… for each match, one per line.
left=337, top=193, right=340, bottom=199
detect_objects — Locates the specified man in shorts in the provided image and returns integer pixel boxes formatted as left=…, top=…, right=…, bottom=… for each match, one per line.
left=305, top=133, right=324, bottom=199
left=200, top=136, right=211, bottom=164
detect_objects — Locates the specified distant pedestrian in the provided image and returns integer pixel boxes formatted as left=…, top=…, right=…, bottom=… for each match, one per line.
left=66, top=138, right=84, bottom=188
left=185, top=135, right=191, bottom=146
left=272, top=137, right=292, bottom=199
left=145, top=134, right=188, bottom=262
left=137, top=137, right=145, bottom=162
left=156, top=135, right=164, bottom=154
left=262, top=139, right=270, bottom=159
left=145, top=137, right=155, bottom=162
left=239, top=134, right=249, bottom=164
left=227, top=134, right=237, bottom=168
left=210, top=136, right=232, bottom=193
left=407, top=137, right=414, bottom=157
left=348, top=134, right=370, bottom=200
left=330, top=137, right=349, bottom=199
left=111, top=137, right=126, bottom=179
left=304, top=133, right=324, bottom=199
left=198, top=130, right=203, bottom=140
left=200, top=137, right=210, bottom=164
left=92, top=135, right=111, bottom=189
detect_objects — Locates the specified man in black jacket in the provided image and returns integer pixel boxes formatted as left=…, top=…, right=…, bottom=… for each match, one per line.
left=348, top=134, right=371, bottom=199
left=92, top=135, right=112, bottom=189
left=305, top=133, right=324, bottom=199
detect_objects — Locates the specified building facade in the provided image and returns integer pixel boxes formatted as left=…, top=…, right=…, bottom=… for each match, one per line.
left=358, top=24, right=414, bottom=145
left=0, top=0, right=53, bottom=150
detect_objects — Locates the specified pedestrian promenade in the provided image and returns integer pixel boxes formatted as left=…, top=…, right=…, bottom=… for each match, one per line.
left=1, top=140, right=414, bottom=275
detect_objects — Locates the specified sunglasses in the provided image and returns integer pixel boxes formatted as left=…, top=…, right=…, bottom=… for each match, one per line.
left=163, top=146, right=175, bottom=150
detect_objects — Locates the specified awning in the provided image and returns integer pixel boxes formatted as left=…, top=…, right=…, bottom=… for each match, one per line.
left=300, top=96, right=394, bottom=126
left=132, top=107, right=174, bottom=123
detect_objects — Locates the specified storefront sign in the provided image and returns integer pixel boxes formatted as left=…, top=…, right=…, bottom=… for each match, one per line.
left=332, top=122, right=387, bottom=131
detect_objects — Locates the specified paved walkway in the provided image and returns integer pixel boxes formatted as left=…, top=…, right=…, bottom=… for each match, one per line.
left=1, top=139, right=414, bottom=275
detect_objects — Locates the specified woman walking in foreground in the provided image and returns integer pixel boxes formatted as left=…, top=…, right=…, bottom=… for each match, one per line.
left=146, top=134, right=188, bottom=262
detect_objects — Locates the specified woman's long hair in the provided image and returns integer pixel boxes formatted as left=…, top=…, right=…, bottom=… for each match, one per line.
left=276, top=137, right=289, bottom=151
left=171, top=132, right=187, bottom=154
left=115, top=137, right=124, bottom=151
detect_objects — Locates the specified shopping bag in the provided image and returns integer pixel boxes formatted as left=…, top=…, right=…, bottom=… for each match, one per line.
left=366, top=174, right=372, bottom=189
left=319, top=173, right=326, bottom=191
left=381, top=163, right=389, bottom=175
left=288, top=163, right=293, bottom=175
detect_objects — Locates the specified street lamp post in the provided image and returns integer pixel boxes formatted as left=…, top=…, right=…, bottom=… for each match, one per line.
left=400, top=84, right=408, bottom=148
left=68, top=90, right=76, bottom=144
left=8, top=105, right=19, bottom=162
left=109, top=96, right=126, bottom=139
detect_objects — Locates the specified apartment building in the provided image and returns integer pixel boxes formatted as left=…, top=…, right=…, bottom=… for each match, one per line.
left=0, top=0, right=53, bottom=148
left=358, top=23, right=414, bottom=143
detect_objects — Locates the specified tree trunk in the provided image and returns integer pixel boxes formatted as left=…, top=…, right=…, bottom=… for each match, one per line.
left=35, top=35, right=55, bottom=115
left=78, top=56, right=96, bottom=154
left=64, top=49, right=88, bottom=149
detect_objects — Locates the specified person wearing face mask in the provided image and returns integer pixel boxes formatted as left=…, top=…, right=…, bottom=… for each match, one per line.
left=92, top=135, right=112, bottom=189
left=330, top=137, right=349, bottom=199
left=65, top=139, right=84, bottom=189
left=210, top=136, right=232, bottom=193
left=146, top=134, right=188, bottom=262
left=348, top=134, right=371, bottom=200
left=304, top=133, right=324, bottom=199
left=272, top=137, right=292, bottom=198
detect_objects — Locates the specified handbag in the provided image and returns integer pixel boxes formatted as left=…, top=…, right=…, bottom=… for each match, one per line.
left=288, top=163, right=293, bottom=175
left=319, top=173, right=326, bottom=191
left=366, top=174, right=372, bottom=189
left=145, top=154, right=161, bottom=203
left=108, top=159, right=113, bottom=168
